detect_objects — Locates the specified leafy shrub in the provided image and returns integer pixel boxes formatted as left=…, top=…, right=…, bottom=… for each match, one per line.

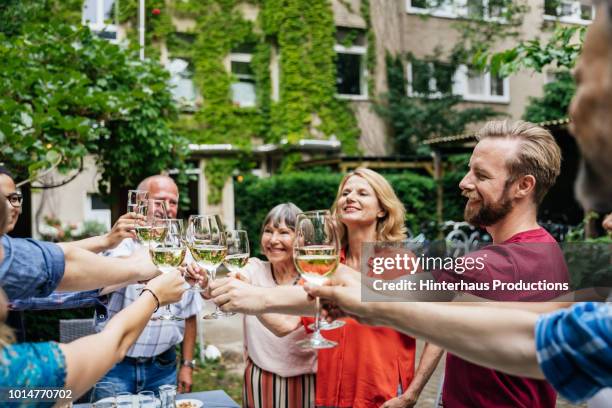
left=235, top=171, right=446, bottom=256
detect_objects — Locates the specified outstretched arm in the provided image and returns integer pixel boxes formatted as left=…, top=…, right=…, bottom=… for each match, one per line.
left=59, top=270, right=185, bottom=399
left=56, top=245, right=158, bottom=292
left=306, top=277, right=544, bottom=379
left=210, top=277, right=315, bottom=316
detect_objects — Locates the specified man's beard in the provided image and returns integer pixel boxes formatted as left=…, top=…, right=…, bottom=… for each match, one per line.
left=464, top=188, right=513, bottom=227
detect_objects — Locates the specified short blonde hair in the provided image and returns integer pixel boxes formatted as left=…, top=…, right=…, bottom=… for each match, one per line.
left=331, top=168, right=407, bottom=247
left=477, top=120, right=562, bottom=204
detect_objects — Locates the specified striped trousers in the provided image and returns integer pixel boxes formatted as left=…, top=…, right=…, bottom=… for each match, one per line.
left=243, top=357, right=316, bottom=408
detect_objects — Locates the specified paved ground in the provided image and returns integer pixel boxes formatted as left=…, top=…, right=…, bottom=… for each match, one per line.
left=200, top=315, right=585, bottom=407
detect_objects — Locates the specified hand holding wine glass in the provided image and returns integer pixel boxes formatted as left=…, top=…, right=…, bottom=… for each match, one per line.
left=144, top=268, right=186, bottom=306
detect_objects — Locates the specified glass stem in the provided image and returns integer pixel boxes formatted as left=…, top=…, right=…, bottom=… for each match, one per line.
left=314, top=296, right=321, bottom=333
left=212, top=266, right=222, bottom=313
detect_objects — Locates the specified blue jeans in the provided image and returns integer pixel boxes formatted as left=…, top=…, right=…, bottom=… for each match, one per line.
left=100, top=347, right=177, bottom=396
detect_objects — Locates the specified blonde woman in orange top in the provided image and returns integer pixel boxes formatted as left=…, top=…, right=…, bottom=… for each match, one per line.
left=210, top=168, right=443, bottom=408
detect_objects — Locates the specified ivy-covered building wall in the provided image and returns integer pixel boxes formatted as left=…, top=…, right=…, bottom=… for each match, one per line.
left=112, top=0, right=382, bottom=206
left=19, top=0, right=577, bottom=233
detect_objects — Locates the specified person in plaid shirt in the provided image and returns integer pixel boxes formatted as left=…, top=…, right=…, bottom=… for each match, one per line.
left=12, top=175, right=202, bottom=395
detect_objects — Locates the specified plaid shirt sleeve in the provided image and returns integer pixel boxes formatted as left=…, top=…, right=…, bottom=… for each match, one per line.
left=9, top=289, right=103, bottom=311
left=535, top=302, right=612, bottom=403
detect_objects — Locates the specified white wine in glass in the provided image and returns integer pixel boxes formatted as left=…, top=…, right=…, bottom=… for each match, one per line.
left=190, top=243, right=227, bottom=276
left=149, top=219, right=186, bottom=321
left=224, top=253, right=249, bottom=273
left=224, top=229, right=250, bottom=275
left=150, top=245, right=186, bottom=274
left=295, top=245, right=338, bottom=285
left=136, top=199, right=168, bottom=246
left=296, top=211, right=346, bottom=332
left=187, top=215, right=231, bottom=319
left=294, top=210, right=340, bottom=349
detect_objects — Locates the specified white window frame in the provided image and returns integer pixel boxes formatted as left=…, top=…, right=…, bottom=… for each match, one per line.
left=406, top=61, right=451, bottom=98
left=82, top=0, right=118, bottom=42
left=406, top=0, right=508, bottom=22
left=229, top=52, right=257, bottom=108
left=334, top=44, right=368, bottom=100
left=454, top=65, right=510, bottom=103
left=543, top=0, right=594, bottom=25
left=167, top=58, right=198, bottom=110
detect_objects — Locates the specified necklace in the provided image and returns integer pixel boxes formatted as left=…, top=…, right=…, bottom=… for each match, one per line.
left=271, top=266, right=301, bottom=286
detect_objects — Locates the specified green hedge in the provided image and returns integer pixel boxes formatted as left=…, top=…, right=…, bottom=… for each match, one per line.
left=22, top=308, right=95, bottom=342
left=235, top=171, right=440, bottom=256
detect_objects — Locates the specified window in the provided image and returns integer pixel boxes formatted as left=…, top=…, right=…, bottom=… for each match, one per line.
left=85, top=193, right=111, bottom=231
left=335, top=44, right=368, bottom=99
left=82, top=0, right=117, bottom=41
left=407, top=0, right=457, bottom=18
left=167, top=59, right=198, bottom=109
left=407, top=0, right=508, bottom=20
left=458, top=66, right=509, bottom=103
left=407, top=61, right=509, bottom=102
left=407, top=60, right=454, bottom=96
left=230, top=53, right=256, bottom=108
left=544, top=0, right=594, bottom=24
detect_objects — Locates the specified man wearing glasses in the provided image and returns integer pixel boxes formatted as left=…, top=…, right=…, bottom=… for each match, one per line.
left=0, top=167, right=23, bottom=234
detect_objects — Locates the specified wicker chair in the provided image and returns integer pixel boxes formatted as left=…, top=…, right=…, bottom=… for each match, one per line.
left=59, top=318, right=96, bottom=343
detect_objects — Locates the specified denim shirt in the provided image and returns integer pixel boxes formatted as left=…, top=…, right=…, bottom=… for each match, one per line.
left=0, top=236, right=65, bottom=300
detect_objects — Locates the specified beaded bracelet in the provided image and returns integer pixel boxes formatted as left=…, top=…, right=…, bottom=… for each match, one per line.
left=140, top=288, right=160, bottom=312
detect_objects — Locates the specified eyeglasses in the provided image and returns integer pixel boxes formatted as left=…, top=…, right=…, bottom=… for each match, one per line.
left=5, top=192, right=23, bottom=208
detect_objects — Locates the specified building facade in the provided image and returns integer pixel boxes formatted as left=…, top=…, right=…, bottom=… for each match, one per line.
left=29, top=0, right=591, bottom=235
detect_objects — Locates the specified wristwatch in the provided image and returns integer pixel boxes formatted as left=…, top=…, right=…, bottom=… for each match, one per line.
left=181, top=359, right=196, bottom=369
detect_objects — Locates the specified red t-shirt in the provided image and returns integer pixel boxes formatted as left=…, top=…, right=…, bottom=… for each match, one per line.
left=303, top=248, right=417, bottom=408
left=436, top=228, right=568, bottom=407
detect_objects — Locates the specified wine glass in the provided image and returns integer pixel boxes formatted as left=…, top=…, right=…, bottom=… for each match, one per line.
left=219, top=229, right=250, bottom=317
left=224, top=230, right=250, bottom=274
left=149, top=219, right=186, bottom=321
left=137, top=391, right=156, bottom=408
left=187, top=214, right=228, bottom=318
left=127, top=189, right=148, bottom=213
left=298, top=210, right=345, bottom=332
left=135, top=199, right=168, bottom=247
left=116, top=392, right=134, bottom=408
left=294, top=210, right=340, bottom=349
left=91, top=381, right=116, bottom=408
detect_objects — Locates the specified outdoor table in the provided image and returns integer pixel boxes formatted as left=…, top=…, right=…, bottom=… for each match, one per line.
left=176, top=390, right=239, bottom=407
left=75, top=389, right=240, bottom=407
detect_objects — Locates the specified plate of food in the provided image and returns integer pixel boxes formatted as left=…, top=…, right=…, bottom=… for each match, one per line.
left=175, top=398, right=203, bottom=408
